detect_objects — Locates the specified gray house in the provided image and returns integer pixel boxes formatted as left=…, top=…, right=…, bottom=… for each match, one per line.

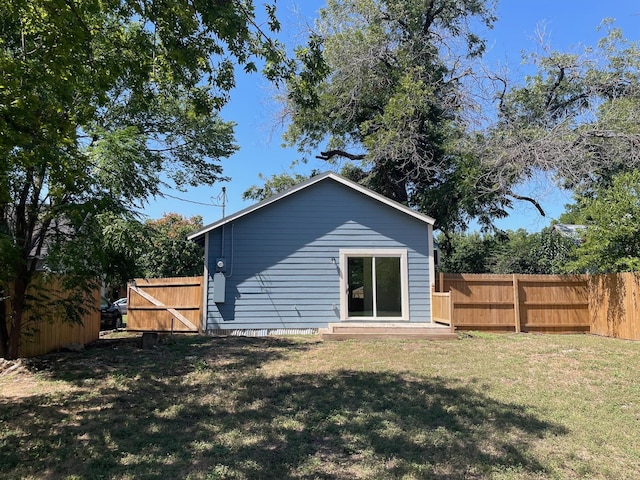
left=188, top=172, right=448, bottom=338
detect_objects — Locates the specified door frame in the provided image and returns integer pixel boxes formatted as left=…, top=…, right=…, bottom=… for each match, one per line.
left=338, top=248, right=409, bottom=321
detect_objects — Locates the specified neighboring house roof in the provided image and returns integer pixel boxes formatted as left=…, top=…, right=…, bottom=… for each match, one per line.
left=188, top=172, right=435, bottom=242
left=553, top=224, right=587, bottom=239
left=25, top=219, right=75, bottom=271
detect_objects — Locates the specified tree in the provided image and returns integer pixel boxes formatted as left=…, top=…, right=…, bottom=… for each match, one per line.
left=141, top=213, right=204, bottom=279
left=438, top=228, right=578, bottom=274
left=490, top=228, right=578, bottom=274
left=0, top=0, right=289, bottom=359
left=280, top=0, right=537, bottom=234
left=243, top=170, right=321, bottom=201
left=97, top=213, right=152, bottom=298
left=490, top=230, right=540, bottom=274
left=486, top=22, right=640, bottom=200
left=565, top=171, right=640, bottom=273
left=436, top=231, right=495, bottom=273
left=89, top=213, right=204, bottom=299
left=481, top=24, right=640, bottom=272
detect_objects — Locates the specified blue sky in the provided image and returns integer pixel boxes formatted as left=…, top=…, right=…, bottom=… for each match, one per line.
left=143, top=1, right=640, bottom=231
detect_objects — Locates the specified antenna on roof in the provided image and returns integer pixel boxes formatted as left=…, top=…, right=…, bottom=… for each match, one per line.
left=209, top=186, right=228, bottom=219
left=221, top=187, right=226, bottom=218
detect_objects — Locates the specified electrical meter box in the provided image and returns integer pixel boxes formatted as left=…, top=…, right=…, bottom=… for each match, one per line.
left=213, top=272, right=226, bottom=303
left=215, top=258, right=226, bottom=272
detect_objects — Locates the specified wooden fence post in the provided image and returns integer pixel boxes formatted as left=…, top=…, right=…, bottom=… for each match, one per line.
left=448, top=290, right=454, bottom=331
left=513, top=274, right=521, bottom=333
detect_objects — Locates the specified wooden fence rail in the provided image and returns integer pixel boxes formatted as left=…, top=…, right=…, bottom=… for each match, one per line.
left=434, top=273, right=591, bottom=334
left=432, top=292, right=452, bottom=326
left=590, top=273, right=640, bottom=340
left=127, top=276, right=203, bottom=332
left=5, top=275, right=101, bottom=358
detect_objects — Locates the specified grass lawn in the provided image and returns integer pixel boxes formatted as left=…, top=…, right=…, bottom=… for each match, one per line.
left=2, top=332, right=640, bottom=479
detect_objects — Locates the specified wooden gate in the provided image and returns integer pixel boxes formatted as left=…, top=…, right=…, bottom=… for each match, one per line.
left=127, top=276, right=203, bottom=332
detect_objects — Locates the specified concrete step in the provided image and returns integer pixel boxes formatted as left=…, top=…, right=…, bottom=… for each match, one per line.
left=322, top=322, right=457, bottom=341
left=323, top=331, right=458, bottom=341
left=330, top=326, right=448, bottom=335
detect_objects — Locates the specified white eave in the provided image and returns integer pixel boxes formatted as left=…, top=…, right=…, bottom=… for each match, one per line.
left=188, top=172, right=435, bottom=242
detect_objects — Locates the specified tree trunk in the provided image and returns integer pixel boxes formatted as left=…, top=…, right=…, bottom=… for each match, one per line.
left=371, top=162, right=409, bottom=204
left=0, top=290, right=8, bottom=359
left=6, top=277, right=27, bottom=360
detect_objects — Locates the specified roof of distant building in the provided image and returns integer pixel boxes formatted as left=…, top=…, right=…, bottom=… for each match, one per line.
left=553, top=223, right=587, bottom=240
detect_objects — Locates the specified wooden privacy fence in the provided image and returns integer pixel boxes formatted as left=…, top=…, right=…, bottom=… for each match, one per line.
left=6, top=275, right=101, bottom=358
left=433, top=274, right=590, bottom=334
left=432, top=292, right=452, bottom=325
left=590, top=273, right=640, bottom=340
left=126, top=273, right=640, bottom=339
left=127, top=276, right=203, bottom=332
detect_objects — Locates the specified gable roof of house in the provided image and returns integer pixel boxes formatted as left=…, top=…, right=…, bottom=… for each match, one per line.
left=553, top=223, right=587, bottom=238
left=188, top=172, right=435, bottom=241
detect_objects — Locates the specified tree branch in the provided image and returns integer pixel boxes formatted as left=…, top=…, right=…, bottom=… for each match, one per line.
left=544, top=66, right=565, bottom=111
left=423, top=0, right=446, bottom=35
left=316, top=150, right=366, bottom=161
left=509, top=193, right=546, bottom=217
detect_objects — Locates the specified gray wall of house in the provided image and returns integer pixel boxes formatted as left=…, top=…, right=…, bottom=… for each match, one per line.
left=204, top=179, right=432, bottom=331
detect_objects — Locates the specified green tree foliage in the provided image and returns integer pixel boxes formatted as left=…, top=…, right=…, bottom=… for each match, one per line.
left=491, top=229, right=578, bottom=274
left=89, top=213, right=204, bottom=298
left=487, top=22, right=640, bottom=198
left=96, top=213, right=151, bottom=297
left=566, top=171, right=640, bottom=273
left=0, top=0, right=289, bottom=359
left=487, top=24, right=640, bottom=273
left=242, top=169, right=321, bottom=201
left=280, top=0, right=521, bottom=233
left=437, top=232, right=495, bottom=273
left=438, top=228, right=578, bottom=274
left=140, top=213, right=204, bottom=279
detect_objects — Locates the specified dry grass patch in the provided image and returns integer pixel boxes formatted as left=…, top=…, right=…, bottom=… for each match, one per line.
left=1, top=333, right=640, bottom=479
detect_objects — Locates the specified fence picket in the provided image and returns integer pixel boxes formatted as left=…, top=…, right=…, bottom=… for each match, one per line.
left=127, top=276, right=203, bottom=332
left=435, top=273, right=591, bottom=333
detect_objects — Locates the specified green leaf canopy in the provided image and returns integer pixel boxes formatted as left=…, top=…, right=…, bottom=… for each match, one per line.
left=0, top=0, right=288, bottom=359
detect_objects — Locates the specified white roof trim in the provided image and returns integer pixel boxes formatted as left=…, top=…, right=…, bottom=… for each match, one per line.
left=188, top=172, right=435, bottom=241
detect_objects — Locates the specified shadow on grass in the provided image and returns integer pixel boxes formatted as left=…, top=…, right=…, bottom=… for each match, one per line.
left=1, top=336, right=566, bottom=479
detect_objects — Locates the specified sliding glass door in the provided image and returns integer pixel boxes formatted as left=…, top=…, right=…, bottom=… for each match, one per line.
left=341, top=250, right=408, bottom=320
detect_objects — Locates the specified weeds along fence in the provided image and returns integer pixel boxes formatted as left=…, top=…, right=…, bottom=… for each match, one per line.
left=433, top=273, right=591, bottom=334
left=6, top=275, right=101, bottom=358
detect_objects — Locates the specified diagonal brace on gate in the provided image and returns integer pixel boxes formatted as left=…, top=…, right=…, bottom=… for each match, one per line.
left=129, top=285, right=198, bottom=331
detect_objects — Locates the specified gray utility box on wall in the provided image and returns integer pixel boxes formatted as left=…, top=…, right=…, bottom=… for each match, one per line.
left=213, top=272, right=226, bottom=303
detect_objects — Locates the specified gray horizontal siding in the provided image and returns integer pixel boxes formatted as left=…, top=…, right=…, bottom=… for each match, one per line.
left=205, top=179, right=432, bottom=330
